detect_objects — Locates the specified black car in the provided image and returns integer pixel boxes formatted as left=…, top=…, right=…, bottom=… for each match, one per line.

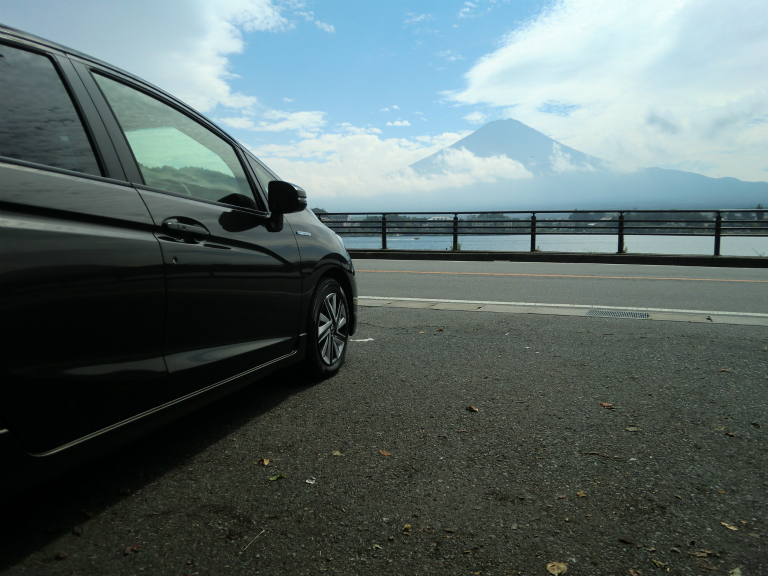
left=0, top=25, right=357, bottom=497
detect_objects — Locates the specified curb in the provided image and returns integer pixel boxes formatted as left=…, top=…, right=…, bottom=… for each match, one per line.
left=347, top=249, right=768, bottom=268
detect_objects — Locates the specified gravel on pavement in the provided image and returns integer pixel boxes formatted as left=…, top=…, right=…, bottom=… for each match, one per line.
left=1, top=307, right=766, bottom=575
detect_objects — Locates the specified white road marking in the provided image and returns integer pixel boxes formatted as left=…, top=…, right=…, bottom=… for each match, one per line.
left=359, top=296, right=768, bottom=318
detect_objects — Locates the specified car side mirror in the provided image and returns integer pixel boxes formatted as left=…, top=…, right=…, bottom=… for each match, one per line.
left=268, top=181, right=307, bottom=214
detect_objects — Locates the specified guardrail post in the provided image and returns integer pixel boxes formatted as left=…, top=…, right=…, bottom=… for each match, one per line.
left=714, top=211, right=721, bottom=256
left=381, top=214, right=387, bottom=250
left=452, top=214, right=459, bottom=250
left=530, top=213, right=537, bottom=252
left=617, top=212, right=625, bottom=254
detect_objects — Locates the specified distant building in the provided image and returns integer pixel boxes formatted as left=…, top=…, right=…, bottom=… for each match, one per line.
left=428, top=216, right=453, bottom=221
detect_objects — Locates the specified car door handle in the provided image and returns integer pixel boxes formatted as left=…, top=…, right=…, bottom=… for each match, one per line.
left=163, top=218, right=210, bottom=239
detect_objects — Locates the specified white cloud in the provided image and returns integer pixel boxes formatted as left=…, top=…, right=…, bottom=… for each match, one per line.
left=437, top=50, right=464, bottom=62
left=219, top=110, right=326, bottom=136
left=0, top=0, right=290, bottom=112
left=379, top=107, right=390, bottom=112
left=549, top=143, right=596, bottom=173
left=315, top=20, right=335, bottom=33
left=387, top=120, right=411, bottom=127
left=463, top=111, right=488, bottom=124
left=283, top=97, right=295, bottom=103
left=248, top=130, right=524, bottom=201
left=458, top=2, right=477, bottom=18
left=449, top=0, right=768, bottom=181
left=404, top=13, right=435, bottom=25
left=392, top=105, right=401, bottom=110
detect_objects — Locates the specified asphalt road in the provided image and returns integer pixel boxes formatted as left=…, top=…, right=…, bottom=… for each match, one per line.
left=2, top=298, right=766, bottom=575
left=354, top=260, right=768, bottom=315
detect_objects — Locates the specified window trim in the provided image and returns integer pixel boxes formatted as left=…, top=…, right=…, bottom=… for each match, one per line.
left=0, top=39, right=107, bottom=179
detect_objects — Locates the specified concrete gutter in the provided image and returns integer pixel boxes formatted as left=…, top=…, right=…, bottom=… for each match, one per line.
left=348, top=249, right=768, bottom=268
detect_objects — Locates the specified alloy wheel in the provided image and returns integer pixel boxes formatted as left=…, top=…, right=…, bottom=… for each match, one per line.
left=317, top=291, right=347, bottom=365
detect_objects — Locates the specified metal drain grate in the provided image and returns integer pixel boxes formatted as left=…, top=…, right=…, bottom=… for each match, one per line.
left=586, top=309, right=649, bottom=319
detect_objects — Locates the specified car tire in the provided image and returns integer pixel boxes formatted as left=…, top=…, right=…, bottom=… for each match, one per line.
left=304, top=277, right=350, bottom=379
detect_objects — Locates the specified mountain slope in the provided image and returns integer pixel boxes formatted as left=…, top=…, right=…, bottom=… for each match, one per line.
left=410, top=118, right=603, bottom=177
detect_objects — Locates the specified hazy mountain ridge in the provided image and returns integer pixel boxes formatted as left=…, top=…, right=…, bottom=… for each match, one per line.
left=393, top=119, right=768, bottom=212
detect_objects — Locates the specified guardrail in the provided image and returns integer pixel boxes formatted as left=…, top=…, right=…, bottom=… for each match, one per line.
left=317, top=209, right=768, bottom=256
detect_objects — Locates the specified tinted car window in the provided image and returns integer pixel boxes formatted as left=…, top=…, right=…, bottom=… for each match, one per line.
left=0, top=43, right=101, bottom=176
left=246, top=155, right=279, bottom=191
left=94, top=74, right=256, bottom=204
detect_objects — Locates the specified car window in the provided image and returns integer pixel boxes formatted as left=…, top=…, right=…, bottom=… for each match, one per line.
left=0, top=43, right=101, bottom=176
left=93, top=74, right=257, bottom=205
left=246, top=155, right=279, bottom=191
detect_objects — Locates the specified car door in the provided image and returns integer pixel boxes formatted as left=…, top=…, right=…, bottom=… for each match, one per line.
left=0, top=41, right=167, bottom=453
left=84, top=70, right=303, bottom=400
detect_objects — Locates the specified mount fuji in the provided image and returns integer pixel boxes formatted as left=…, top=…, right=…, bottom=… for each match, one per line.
left=357, top=119, right=768, bottom=212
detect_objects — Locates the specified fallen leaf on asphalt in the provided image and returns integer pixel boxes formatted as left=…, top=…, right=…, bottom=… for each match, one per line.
left=626, top=426, right=642, bottom=432
left=379, top=450, right=391, bottom=456
left=55, top=551, right=68, bottom=560
left=726, top=431, right=736, bottom=437
left=721, top=368, right=730, bottom=372
left=598, top=402, right=615, bottom=409
left=714, top=425, right=725, bottom=430
left=372, top=544, right=382, bottom=550
left=546, top=561, right=567, bottom=574
left=694, top=561, right=718, bottom=571
left=418, top=331, right=424, bottom=334
left=331, top=451, right=344, bottom=456
left=618, top=538, right=635, bottom=545
left=402, top=524, right=411, bottom=535
left=670, top=547, right=680, bottom=553
left=728, top=568, right=743, bottom=576
left=436, top=328, right=444, bottom=332
left=557, top=494, right=566, bottom=499
left=269, top=473, right=285, bottom=481
left=690, top=550, right=717, bottom=558
left=740, top=520, right=748, bottom=524
left=258, top=458, right=270, bottom=466
left=721, top=522, right=738, bottom=530
left=124, top=543, right=141, bottom=555
left=305, top=477, right=316, bottom=485
left=629, top=570, right=642, bottom=576
left=444, top=528, right=456, bottom=533
left=751, top=422, right=761, bottom=428
left=718, top=489, right=726, bottom=494
left=576, top=490, right=586, bottom=497
left=466, top=405, right=478, bottom=412
left=651, top=559, right=668, bottom=569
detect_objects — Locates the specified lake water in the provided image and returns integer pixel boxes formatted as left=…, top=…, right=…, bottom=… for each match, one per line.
left=341, top=234, right=768, bottom=257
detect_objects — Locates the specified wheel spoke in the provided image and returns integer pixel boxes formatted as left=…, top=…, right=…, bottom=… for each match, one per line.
left=318, top=318, right=333, bottom=339
left=321, top=333, right=332, bottom=364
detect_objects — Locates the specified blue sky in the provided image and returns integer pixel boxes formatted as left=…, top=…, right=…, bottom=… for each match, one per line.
left=2, top=0, right=767, bottom=208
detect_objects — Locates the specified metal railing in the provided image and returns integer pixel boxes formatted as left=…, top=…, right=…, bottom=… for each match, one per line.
left=317, top=209, right=768, bottom=256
